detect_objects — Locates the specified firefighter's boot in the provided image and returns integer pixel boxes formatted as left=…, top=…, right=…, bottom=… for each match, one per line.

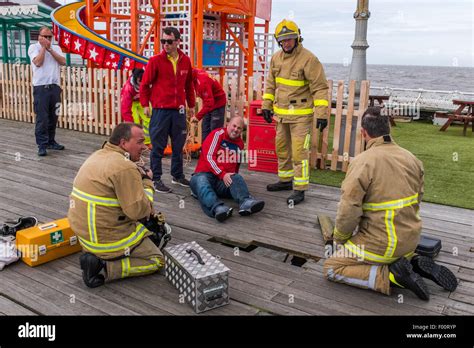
left=80, top=253, right=106, bottom=288
left=287, top=191, right=305, bottom=205
left=411, top=255, right=458, bottom=292
left=266, top=181, right=292, bottom=192
left=389, top=257, right=430, bottom=301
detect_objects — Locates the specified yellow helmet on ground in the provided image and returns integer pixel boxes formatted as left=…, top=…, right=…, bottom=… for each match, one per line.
left=274, top=19, right=301, bottom=43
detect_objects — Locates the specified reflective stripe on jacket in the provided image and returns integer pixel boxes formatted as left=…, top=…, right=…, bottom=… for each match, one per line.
left=68, top=142, right=154, bottom=259
left=334, top=135, right=425, bottom=263
left=262, top=44, right=329, bottom=123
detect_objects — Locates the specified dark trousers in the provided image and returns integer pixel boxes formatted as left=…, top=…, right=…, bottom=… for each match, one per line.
left=33, top=84, right=62, bottom=148
left=149, top=108, right=186, bottom=181
left=202, top=106, right=225, bottom=142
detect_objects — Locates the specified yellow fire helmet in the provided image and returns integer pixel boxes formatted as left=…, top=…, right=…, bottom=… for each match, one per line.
left=274, top=19, right=302, bottom=43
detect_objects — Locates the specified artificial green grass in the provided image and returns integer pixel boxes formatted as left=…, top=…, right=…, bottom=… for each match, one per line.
left=310, top=120, right=474, bottom=210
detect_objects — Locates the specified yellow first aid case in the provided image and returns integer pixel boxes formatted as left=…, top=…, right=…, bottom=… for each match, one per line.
left=15, top=218, right=82, bottom=267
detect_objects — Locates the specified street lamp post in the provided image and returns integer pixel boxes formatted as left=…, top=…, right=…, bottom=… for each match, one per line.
left=348, top=0, right=370, bottom=94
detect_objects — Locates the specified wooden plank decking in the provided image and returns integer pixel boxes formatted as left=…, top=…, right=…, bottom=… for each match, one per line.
left=0, top=118, right=473, bottom=316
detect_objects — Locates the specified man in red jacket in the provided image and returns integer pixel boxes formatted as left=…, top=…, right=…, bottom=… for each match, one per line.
left=190, top=68, right=227, bottom=142
left=140, top=27, right=196, bottom=193
left=190, top=116, right=265, bottom=222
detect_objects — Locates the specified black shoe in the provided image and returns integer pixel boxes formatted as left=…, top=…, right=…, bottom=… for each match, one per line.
left=38, top=147, right=47, bottom=156
left=411, top=255, right=458, bottom=291
left=389, top=257, right=430, bottom=301
left=287, top=191, right=305, bottom=205
left=172, top=176, right=190, bottom=187
left=154, top=180, right=171, bottom=193
left=79, top=253, right=106, bottom=288
left=214, top=205, right=233, bottom=222
left=267, top=181, right=292, bottom=191
left=47, top=142, right=65, bottom=150
left=0, top=216, right=38, bottom=236
left=239, top=198, right=265, bottom=216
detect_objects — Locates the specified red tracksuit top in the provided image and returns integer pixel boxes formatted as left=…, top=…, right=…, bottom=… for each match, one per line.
left=120, top=77, right=138, bottom=123
left=140, top=49, right=196, bottom=109
left=194, top=127, right=244, bottom=180
left=193, top=69, right=227, bottom=121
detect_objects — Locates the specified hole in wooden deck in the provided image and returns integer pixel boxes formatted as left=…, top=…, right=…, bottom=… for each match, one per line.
left=288, top=255, right=307, bottom=267
left=207, top=237, right=258, bottom=253
left=208, top=237, right=309, bottom=267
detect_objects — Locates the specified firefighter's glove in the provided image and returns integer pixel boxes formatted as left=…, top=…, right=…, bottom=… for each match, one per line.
left=262, top=109, right=274, bottom=124
left=316, top=118, right=328, bottom=131
left=137, top=165, right=152, bottom=180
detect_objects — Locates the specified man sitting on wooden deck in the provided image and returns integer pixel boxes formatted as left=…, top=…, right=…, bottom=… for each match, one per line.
left=68, top=123, right=167, bottom=288
left=324, top=107, right=457, bottom=301
left=190, top=116, right=265, bottom=222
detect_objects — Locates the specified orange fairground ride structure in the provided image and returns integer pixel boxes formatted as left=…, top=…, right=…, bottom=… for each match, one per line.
left=53, top=0, right=274, bottom=115
left=52, top=0, right=274, bottom=156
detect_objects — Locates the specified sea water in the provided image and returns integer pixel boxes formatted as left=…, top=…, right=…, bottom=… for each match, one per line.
left=324, top=63, right=474, bottom=93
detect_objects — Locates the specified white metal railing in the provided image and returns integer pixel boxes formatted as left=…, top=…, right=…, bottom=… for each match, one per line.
left=370, top=86, right=474, bottom=113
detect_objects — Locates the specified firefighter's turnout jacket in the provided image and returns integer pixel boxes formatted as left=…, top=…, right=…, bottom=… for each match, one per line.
left=262, top=44, right=329, bottom=123
left=323, top=135, right=424, bottom=295
left=68, top=142, right=161, bottom=280
left=334, top=135, right=424, bottom=261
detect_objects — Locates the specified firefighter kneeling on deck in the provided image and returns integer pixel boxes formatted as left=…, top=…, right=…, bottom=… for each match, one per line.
left=323, top=107, right=457, bottom=300
left=262, top=19, right=329, bottom=205
left=68, top=123, right=169, bottom=288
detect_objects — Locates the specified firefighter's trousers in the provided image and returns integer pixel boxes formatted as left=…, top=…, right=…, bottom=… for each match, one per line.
left=323, top=244, right=392, bottom=295
left=276, top=119, right=312, bottom=191
left=102, top=237, right=164, bottom=281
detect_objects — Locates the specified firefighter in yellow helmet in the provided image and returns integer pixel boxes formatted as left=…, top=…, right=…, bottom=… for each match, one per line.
left=262, top=19, right=329, bottom=205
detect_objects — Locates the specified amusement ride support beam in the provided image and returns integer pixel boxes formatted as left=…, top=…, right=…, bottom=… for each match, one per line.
left=130, top=0, right=138, bottom=53
left=152, top=0, right=160, bottom=56
left=196, top=0, right=204, bottom=68
left=219, top=12, right=227, bottom=84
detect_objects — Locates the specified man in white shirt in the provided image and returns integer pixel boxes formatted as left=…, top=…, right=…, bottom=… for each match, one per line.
left=28, top=26, right=66, bottom=156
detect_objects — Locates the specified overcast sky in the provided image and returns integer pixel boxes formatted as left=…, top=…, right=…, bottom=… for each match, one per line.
left=269, top=0, right=474, bottom=67
left=58, top=0, right=473, bottom=67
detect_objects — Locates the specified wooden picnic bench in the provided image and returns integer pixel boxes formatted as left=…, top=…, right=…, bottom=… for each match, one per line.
left=440, top=99, right=474, bottom=136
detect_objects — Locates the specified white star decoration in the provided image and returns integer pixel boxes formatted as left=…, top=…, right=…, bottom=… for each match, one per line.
left=109, top=53, right=115, bottom=59
left=106, top=61, right=111, bottom=66
left=64, top=38, right=69, bottom=45
left=74, top=40, right=82, bottom=51
left=124, top=59, right=130, bottom=67
left=112, top=62, right=117, bottom=68
left=89, top=47, right=98, bottom=60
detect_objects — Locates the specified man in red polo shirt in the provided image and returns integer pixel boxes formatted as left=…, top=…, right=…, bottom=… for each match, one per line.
left=190, top=68, right=227, bottom=142
left=140, top=27, right=196, bottom=193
